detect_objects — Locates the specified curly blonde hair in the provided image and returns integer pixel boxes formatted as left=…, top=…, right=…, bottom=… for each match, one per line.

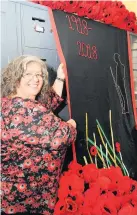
left=1, top=55, right=49, bottom=101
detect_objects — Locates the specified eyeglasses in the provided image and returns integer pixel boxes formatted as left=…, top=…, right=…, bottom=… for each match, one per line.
left=22, top=73, right=44, bottom=80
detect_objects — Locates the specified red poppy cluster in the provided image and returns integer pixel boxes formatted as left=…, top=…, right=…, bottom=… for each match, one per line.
left=32, top=1, right=137, bottom=33
left=54, top=161, right=137, bottom=215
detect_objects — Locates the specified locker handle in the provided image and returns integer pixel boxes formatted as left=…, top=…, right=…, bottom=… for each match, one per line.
left=41, top=59, right=46, bottom=62
left=32, top=17, right=45, bottom=22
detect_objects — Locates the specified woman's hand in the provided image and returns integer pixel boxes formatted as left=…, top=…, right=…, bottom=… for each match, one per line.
left=67, top=119, right=76, bottom=128
left=57, top=63, right=65, bottom=80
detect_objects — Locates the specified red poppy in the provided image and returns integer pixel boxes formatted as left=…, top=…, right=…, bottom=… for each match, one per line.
left=12, top=114, right=23, bottom=125
left=27, top=136, right=39, bottom=145
left=1, top=200, right=9, bottom=208
left=48, top=199, right=56, bottom=209
left=16, top=183, right=27, bottom=192
left=90, top=146, right=98, bottom=156
left=34, top=156, right=41, bottom=163
left=4, top=118, right=10, bottom=125
left=50, top=138, right=62, bottom=149
left=96, top=176, right=111, bottom=190
left=30, top=181, right=37, bottom=188
left=118, top=203, right=136, bottom=215
left=37, top=126, right=45, bottom=134
left=10, top=128, right=22, bottom=137
left=48, top=161, right=58, bottom=171
left=43, top=153, right=52, bottom=162
left=54, top=200, right=66, bottom=215
left=19, top=134, right=27, bottom=141
left=115, top=142, right=121, bottom=152
left=83, top=164, right=98, bottom=183
left=7, top=195, right=15, bottom=201
left=25, top=197, right=35, bottom=205
left=68, top=161, right=83, bottom=177
left=5, top=206, right=17, bottom=214
left=66, top=197, right=78, bottom=212
left=1, top=130, right=10, bottom=141
left=84, top=185, right=100, bottom=207
left=60, top=172, right=85, bottom=193
left=23, top=159, right=33, bottom=168
left=63, top=1, right=80, bottom=13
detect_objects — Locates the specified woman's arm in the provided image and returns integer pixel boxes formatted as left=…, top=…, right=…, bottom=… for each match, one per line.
left=40, top=64, right=66, bottom=111
left=52, top=63, right=65, bottom=97
left=45, top=63, right=66, bottom=111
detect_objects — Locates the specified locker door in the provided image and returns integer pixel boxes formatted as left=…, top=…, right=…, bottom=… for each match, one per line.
left=21, top=4, right=56, bottom=50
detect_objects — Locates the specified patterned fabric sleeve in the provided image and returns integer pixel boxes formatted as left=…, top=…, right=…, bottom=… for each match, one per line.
left=44, top=87, right=64, bottom=111
left=51, top=116, right=77, bottom=147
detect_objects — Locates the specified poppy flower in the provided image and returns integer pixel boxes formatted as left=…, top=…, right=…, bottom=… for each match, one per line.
left=25, top=197, right=35, bottom=205
left=37, top=126, right=45, bottom=134
left=27, top=136, right=39, bottom=145
left=7, top=195, right=15, bottom=201
left=54, top=200, right=66, bottom=215
left=17, top=108, right=26, bottom=114
left=5, top=206, right=17, bottom=214
left=30, top=181, right=37, bottom=188
left=31, top=165, right=39, bottom=173
left=1, top=130, right=10, bottom=141
left=5, top=118, right=10, bottom=125
left=65, top=197, right=78, bottom=212
left=12, top=114, right=23, bottom=125
left=48, top=161, right=57, bottom=171
left=50, top=138, right=63, bottom=149
left=35, top=156, right=41, bottom=163
left=90, top=146, right=98, bottom=156
left=4, top=188, right=11, bottom=195
left=23, top=159, right=33, bottom=168
left=1, top=200, right=9, bottom=208
left=84, top=185, right=100, bottom=207
left=19, top=134, right=27, bottom=141
left=68, top=161, right=83, bottom=177
left=117, top=176, right=132, bottom=195
left=60, top=173, right=84, bottom=193
left=83, top=164, right=98, bottom=183
left=96, top=176, right=111, bottom=190
left=17, top=205, right=27, bottom=213
left=63, top=1, right=80, bottom=13
left=48, top=182, right=53, bottom=188
left=16, top=183, right=27, bottom=192
left=48, top=199, right=56, bottom=209
left=115, top=142, right=121, bottom=152
left=118, top=203, right=136, bottom=215
left=43, top=153, right=52, bottom=162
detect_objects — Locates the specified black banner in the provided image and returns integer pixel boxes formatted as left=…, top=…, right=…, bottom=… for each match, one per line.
left=52, top=10, right=137, bottom=179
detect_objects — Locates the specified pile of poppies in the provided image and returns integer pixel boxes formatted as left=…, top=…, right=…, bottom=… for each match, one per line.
left=54, top=161, right=137, bottom=215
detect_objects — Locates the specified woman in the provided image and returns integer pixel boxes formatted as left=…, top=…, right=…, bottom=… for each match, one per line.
left=1, top=55, right=77, bottom=215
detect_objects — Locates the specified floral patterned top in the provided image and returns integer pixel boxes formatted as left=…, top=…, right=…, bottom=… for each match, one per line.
left=1, top=89, right=77, bottom=215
